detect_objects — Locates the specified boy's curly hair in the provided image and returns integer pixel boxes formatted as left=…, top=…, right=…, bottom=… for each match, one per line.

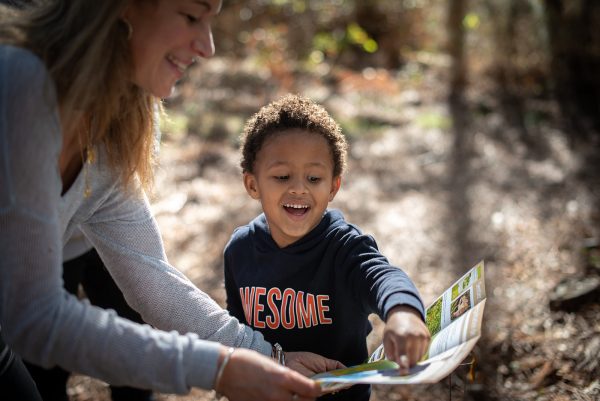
left=240, top=94, right=347, bottom=177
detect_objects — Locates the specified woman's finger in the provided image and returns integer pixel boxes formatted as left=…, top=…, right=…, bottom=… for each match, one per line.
left=282, top=370, right=321, bottom=399
left=292, top=393, right=318, bottom=401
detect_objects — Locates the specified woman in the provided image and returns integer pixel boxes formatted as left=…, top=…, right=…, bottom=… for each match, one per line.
left=0, top=1, right=340, bottom=400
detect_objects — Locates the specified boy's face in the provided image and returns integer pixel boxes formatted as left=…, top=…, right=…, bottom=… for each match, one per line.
left=244, top=129, right=341, bottom=248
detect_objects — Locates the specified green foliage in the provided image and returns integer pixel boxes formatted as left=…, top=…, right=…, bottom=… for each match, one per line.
left=463, top=12, right=480, bottom=30
left=425, top=297, right=442, bottom=337
left=219, top=0, right=433, bottom=70
left=312, top=31, right=342, bottom=58
left=451, top=284, right=459, bottom=300
left=346, top=23, right=378, bottom=53
left=460, top=275, right=471, bottom=289
left=187, top=112, right=245, bottom=142
left=415, top=112, right=452, bottom=130
left=160, top=111, right=189, bottom=139
left=309, top=23, right=379, bottom=65
left=337, top=116, right=390, bottom=142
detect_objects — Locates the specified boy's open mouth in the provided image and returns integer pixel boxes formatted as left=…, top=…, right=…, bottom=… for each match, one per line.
left=283, top=203, right=310, bottom=216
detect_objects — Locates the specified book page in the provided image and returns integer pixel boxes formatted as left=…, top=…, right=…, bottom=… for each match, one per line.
left=425, top=261, right=485, bottom=339
left=313, top=262, right=486, bottom=389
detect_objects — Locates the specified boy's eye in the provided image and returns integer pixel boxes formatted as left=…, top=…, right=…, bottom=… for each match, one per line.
left=308, top=176, right=321, bottom=183
left=275, top=175, right=289, bottom=181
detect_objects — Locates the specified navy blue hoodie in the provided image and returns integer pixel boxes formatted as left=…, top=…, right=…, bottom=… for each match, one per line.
left=224, top=209, right=425, bottom=400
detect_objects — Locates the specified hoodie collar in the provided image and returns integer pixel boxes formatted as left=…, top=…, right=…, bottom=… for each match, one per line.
left=251, top=209, right=345, bottom=253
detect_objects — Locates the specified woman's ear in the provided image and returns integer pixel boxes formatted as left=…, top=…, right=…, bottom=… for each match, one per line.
left=243, top=172, right=260, bottom=200
left=329, top=176, right=342, bottom=201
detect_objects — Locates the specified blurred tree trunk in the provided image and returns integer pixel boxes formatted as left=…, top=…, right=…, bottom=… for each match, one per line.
left=488, top=0, right=519, bottom=89
left=545, top=0, right=600, bottom=141
left=355, top=1, right=404, bottom=69
left=448, top=0, right=467, bottom=96
left=446, top=0, right=474, bottom=269
left=487, top=0, right=543, bottom=156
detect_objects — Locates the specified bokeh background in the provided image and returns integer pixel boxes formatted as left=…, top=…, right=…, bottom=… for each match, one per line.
left=68, top=1, right=600, bottom=400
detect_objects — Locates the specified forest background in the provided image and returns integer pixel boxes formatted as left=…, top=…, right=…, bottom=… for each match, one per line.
left=67, top=1, right=600, bottom=400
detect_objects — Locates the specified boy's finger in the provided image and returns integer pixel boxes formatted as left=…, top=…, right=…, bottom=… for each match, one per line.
left=420, top=338, right=430, bottom=361
left=325, top=357, right=345, bottom=370
left=393, top=337, right=410, bottom=373
left=383, top=336, right=397, bottom=362
left=398, top=354, right=410, bottom=375
left=407, top=339, right=420, bottom=367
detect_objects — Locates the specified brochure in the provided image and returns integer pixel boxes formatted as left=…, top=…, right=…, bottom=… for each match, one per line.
left=313, top=261, right=486, bottom=391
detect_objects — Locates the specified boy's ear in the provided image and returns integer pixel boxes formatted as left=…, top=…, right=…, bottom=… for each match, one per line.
left=243, top=172, right=261, bottom=200
left=329, top=176, right=342, bottom=201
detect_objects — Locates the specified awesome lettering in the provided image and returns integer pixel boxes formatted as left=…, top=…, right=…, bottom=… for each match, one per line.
left=239, top=287, right=332, bottom=329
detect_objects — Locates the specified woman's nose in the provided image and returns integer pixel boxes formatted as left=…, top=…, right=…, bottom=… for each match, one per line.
left=192, top=26, right=215, bottom=58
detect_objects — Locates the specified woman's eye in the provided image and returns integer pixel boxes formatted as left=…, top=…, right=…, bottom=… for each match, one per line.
left=183, top=14, right=199, bottom=23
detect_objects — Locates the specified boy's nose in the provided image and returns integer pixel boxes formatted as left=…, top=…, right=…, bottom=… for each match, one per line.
left=289, top=178, right=308, bottom=194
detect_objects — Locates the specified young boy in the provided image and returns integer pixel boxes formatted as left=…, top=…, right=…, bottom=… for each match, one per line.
left=224, top=94, right=430, bottom=400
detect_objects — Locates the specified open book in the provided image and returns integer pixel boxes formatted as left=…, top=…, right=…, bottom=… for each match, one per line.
left=313, top=261, right=486, bottom=391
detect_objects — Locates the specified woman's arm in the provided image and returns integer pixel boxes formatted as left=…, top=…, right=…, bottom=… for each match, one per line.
left=79, top=172, right=271, bottom=355
left=0, top=46, right=224, bottom=393
left=0, top=46, right=331, bottom=400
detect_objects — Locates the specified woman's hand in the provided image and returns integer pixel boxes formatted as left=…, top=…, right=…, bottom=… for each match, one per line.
left=285, top=351, right=346, bottom=377
left=383, top=305, right=431, bottom=375
left=215, top=347, right=322, bottom=401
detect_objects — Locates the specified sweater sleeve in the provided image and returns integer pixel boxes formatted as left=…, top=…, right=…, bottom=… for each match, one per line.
left=337, top=230, right=425, bottom=321
left=0, top=46, right=265, bottom=394
left=79, top=180, right=271, bottom=355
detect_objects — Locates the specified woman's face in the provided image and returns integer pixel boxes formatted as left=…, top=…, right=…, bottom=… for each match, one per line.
left=123, top=0, right=221, bottom=98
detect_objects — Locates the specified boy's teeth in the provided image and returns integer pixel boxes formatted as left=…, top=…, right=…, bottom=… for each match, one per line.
left=284, top=204, right=308, bottom=209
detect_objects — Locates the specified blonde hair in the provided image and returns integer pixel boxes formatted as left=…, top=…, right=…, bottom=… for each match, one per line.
left=0, top=0, right=159, bottom=191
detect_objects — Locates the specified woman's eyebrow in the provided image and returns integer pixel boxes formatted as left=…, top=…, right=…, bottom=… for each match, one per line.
left=192, top=0, right=222, bottom=14
left=192, top=1, right=210, bottom=11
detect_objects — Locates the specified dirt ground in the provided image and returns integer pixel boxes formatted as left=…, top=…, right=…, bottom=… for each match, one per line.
left=68, top=57, right=600, bottom=401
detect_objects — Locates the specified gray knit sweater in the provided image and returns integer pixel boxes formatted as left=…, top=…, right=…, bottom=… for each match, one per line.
left=0, top=44, right=271, bottom=393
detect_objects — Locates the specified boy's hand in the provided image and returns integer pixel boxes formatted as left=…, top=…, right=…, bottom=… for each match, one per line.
left=383, top=305, right=431, bottom=375
left=286, top=351, right=346, bottom=377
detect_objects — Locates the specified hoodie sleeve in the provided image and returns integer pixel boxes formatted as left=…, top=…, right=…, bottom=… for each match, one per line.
left=335, top=229, right=425, bottom=321
left=223, top=234, right=249, bottom=324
